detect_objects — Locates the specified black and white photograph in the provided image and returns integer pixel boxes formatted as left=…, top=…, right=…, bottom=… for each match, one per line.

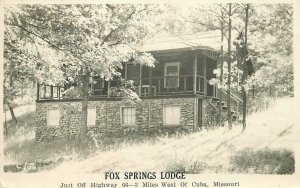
left=0, top=1, right=299, bottom=187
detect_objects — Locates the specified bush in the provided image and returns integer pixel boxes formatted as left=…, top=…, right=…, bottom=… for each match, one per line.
left=230, top=148, right=294, bottom=174
left=165, top=159, right=208, bottom=174
left=164, top=158, right=221, bottom=174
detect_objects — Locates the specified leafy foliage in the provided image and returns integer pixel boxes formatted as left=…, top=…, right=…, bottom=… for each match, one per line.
left=4, top=4, right=158, bottom=84
left=246, top=4, right=293, bottom=97
left=4, top=4, right=160, bottom=135
left=109, top=79, right=141, bottom=104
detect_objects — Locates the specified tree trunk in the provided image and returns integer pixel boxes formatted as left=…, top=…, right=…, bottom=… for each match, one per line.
left=7, top=74, right=17, bottom=124
left=217, top=12, right=225, bottom=126
left=227, top=3, right=232, bottom=129
left=241, top=63, right=248, bottom=131
left=4, top=111, right=8, bottom=137
left=80, top=72, right=90, bottom=141
left=242, top=85, right=247, bottom=131
left=8, top=103, right=17, bottom=124
left=242, top=4, right=250, bottom=131
left=218, top=61, right=224, bottom=126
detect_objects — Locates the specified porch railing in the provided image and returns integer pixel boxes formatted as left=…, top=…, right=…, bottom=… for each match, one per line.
left=37, top=75, right=219, bottom=100
left=37, top=84, right=64, bottom=100
left=138, top=75, right=207, bottom=96
left=217, top=90, right=243, bottom=113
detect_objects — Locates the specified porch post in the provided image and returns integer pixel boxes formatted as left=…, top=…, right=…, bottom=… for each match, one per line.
left=149, top=67, right=153, bottom=96
left=125, top=63, right=128, bottom=79
left=37, top=83, right=40, bottom=101
left=107, top=80, right=111, bottom=97
left=50, top=86, right=53, bottom=99
left=58, top=86, right=61, bottom=99
left=44, top=85, right=46, bottom=98
left=139, top=64, right=142, bottom=95
left=193, top=52, right=198, bottom=94
left=203, top=55, right=207, bottom=95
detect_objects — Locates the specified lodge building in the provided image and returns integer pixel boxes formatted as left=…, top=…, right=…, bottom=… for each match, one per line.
left=35, top=32, right=251, bottom=142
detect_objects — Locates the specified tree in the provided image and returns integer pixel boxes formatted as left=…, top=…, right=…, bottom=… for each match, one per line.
left=245, top=4, right=293, bottom=113
left=4, top=4, right=159, bottom=140
left=233, top=4, right=251, bottom=131
left=242, top=4, right=250, bottom=131
left=218, top=7, right=226, bottom=126
left=226, top=3, right=233, bottom=129
left=4, top=24, right=37, bottom=124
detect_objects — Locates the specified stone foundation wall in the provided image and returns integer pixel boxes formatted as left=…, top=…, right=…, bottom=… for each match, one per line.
left=205, top=102, right=219, bottom=127
left=36, top=98, right=196, bottom=142
left=204, top=101, right=236, bottom=128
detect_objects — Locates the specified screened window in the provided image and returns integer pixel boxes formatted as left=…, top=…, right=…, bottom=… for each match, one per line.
left=87, top=108, right=96, bottom=127
left=121, top=107, right=136, bottom=126
left=163, top=106, right=181, bottom=125
left=47, top=109, right=59, bottom=127
left=44, top=85, right=52, bottom=99
left=164, top=62, right=180, bottom=88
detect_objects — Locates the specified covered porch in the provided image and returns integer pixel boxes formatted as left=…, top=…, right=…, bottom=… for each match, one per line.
left=37, top=49, right=219, bottom=100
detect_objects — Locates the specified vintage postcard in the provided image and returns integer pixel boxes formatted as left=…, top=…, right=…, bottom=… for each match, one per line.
left=0, top=0, right=299, bottom=187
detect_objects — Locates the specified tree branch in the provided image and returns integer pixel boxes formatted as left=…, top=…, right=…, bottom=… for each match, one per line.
left=10, top=23, right=81, bottom=63
left=125, top=43, right=140, bottom=53
left=100, top=8, right=138, bottom=46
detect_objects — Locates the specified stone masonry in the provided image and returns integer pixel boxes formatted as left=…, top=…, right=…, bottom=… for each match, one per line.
left=36, top=98, right=196, bottom=142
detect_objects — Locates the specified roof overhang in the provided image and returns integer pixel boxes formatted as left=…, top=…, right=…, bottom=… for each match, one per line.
left=137, top=31, right=222, bottom=60
left=147, top=46, right=219, bottom=60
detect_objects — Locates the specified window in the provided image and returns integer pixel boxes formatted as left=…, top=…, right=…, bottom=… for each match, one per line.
left=126, top=63, right=140, bottom=80
left=47, top=109, right=59, bottom=127
left=121, top=107, right=136, bottom=126
left=164, top=62, right=180, bottom=88
left=44, top=85, right=52, bottom=99
left=87, top=108, right=96, bottom=127
left=163, top=106, right=181, bottom=125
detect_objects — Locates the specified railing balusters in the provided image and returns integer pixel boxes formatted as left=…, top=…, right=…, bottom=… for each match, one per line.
left=37, top=75, right=219, bottom=100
